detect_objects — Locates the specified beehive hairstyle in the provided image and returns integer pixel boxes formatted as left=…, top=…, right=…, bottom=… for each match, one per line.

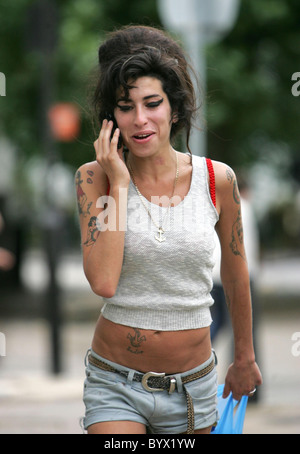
left=92, top=25, right=198, bottom=151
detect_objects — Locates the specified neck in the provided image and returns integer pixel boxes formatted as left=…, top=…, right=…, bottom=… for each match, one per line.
left=127, top=148, right=177, bottom=183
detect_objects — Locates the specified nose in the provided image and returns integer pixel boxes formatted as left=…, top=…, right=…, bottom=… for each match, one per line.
left=134, top=106, right=148, bottom=127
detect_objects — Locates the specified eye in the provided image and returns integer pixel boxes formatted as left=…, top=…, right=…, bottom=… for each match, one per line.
left=117, top=104, right=133, bottom=112
left=147, top=99, right=163, bottom=108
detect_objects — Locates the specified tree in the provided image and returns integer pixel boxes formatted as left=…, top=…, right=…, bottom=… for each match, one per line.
left=206, top=0, right=300, bottom=169
left=1, top=0, right=299, bottom=249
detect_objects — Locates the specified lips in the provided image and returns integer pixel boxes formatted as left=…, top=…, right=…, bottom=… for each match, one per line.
left=134, top=133, right=152, bottom=139
left=132, top=131, right=155, bottom=143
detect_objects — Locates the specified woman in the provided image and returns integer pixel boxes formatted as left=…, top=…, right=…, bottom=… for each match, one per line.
left=76, top=26, right=262, bottom=434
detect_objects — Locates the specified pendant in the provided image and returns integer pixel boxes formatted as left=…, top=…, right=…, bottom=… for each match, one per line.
left=155, top=228, right=166, bottom=243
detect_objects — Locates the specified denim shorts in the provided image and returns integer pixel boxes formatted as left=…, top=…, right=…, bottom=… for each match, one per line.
left=82, top=349, right=219, bottom=434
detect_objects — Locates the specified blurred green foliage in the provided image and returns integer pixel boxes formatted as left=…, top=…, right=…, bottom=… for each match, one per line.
left=1, top=0, right=300, bottom=169
left=206, top=0, right=300, bottom=170
left=0, top=0, right=161, bottom=170
left=0, top=0, right=299, bottom=249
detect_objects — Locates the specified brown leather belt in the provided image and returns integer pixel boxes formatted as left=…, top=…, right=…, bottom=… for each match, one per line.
left=88, top=353, right=215, bottom=434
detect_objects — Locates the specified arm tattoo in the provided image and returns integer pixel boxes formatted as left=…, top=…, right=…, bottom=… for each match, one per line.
left=86, top=169, right=94, bottom=184
left=229, top=208, right=246, bottom=261
left=233, top=180, right=241, bottom=204
left=83, top=216, right=100, bottom=247
left=75, top=170, right=92, bottom=217
left=226, top=168, right=233, bottom=184
left=226, top=168, right=240, bottom=204
left=127, top=328, right=146, bottom=355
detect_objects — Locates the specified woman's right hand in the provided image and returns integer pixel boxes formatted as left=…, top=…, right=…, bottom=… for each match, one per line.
left=94, top=119, right=130, bottom=187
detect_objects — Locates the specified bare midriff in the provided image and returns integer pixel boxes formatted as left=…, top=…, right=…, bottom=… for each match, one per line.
left=91, top=315, right=212, bottom=374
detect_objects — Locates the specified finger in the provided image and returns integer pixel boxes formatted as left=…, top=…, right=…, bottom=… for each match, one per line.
left=111, top=127, right=122, bottom=154
left=222, top=382, right=231, bottom=399
left=95, top=120, right=114, bottom=163
left=248, top=388, right=256, bottom=397
left=101, top=120, right=114, bottom=157
left=94, top=119, right=107, bottom=155
left=232, top=392, right=242, bottom=401
left=99, top=118, right=108, bottom=140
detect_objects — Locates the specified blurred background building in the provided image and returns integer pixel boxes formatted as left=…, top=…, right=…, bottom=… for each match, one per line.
left=0, top=0, right=299, bottom=434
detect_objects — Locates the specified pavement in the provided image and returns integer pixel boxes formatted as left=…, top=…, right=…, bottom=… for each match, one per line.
left=0, top=250, right=299, bottom=434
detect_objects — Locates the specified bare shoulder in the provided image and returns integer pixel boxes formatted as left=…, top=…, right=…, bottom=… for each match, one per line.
left=75, top=160, right=105, bottom=181
left=209, top=160, right=241, bottom=216
left=75, top=160, right=108, bottom=192
left=211, top=160, right=235, bottom=185
left=212, top=160, right=239, bottom=198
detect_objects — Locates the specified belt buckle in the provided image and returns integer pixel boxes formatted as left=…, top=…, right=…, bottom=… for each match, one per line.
left=141, top=371, right=165, bottom=392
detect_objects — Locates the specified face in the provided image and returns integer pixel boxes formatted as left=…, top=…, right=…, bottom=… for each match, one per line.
left=114, top=76, right=175, bottom=157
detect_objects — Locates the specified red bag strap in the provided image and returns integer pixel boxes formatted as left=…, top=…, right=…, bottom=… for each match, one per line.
left=205, top=158, right=216, bottom=208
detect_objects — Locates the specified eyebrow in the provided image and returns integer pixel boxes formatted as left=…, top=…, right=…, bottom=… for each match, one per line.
left=116, top=94, right=162, bottom=103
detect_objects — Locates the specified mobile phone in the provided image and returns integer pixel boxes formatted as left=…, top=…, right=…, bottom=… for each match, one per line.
left=107, top=113, right=123, bottom=149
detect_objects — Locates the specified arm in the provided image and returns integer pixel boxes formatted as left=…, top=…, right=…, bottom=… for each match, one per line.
left=75, top=120, right=130, bottom=298
left=214, top=162, right=262, bottom=400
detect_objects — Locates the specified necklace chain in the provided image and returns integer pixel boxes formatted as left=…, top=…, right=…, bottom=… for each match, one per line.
left=127, top=152, right=179, bottom=243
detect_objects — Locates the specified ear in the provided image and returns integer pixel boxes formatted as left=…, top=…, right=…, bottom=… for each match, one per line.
left=171, top=111, right=179, bottom=124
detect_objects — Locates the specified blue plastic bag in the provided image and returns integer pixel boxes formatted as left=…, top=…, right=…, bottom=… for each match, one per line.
left=211, top=384, right=248, bottom=434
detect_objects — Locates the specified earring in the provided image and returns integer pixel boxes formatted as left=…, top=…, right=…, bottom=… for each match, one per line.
left=172, top=112, right=179, bottom=123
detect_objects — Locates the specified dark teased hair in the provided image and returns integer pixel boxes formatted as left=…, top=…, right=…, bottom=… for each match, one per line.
left=92, top=25, right=198, bottom=151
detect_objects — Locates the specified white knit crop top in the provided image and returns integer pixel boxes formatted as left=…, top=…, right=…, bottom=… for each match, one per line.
left=101, top=154, right=219, bottom=331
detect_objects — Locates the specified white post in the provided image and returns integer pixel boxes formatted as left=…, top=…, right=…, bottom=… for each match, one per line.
left=157, top=0, right=240, bottom=156
left=0, top=332, right=6, bottom=357
left=183, top=27, right=206, bottom=156
left=0, top=72, right=6, bottom=96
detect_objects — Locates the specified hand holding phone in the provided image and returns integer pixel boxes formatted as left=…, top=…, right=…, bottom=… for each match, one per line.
left=94, top=119, right=130, bottom=187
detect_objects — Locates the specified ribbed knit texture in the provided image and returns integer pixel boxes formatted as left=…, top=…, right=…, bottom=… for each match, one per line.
left=101, top=155, right=219, bottom=331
